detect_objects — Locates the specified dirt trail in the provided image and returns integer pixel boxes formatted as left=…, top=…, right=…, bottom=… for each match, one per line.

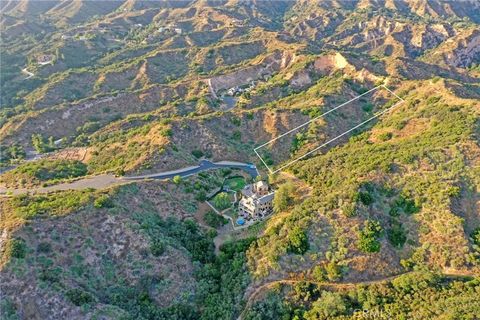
left=238, top=270, right=478, bottom=320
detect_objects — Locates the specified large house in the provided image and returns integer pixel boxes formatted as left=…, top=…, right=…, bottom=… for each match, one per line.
left=238, top=181, right=274, bottom=220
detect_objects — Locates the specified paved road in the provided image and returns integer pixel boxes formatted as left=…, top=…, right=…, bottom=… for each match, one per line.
left=124, top=160, right=258, bottom=180
left=0, top=160, right=258, bottom=195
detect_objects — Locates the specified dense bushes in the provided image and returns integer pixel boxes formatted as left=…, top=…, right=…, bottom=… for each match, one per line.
left=93, top=194, right=114, bottom=208
left=387, top=222, right=407, bottom=248
left=66, top=288, right=94, bottom=306
left=5, top=238, right=27, bottom=259
left=191, top=149, right=204, bottom=158
left=355, top=191, right=374, bottom=206
left=392, top=195, right=420, bottom=215
left=11, top=190, right=94, bottom=220
left=196, top=237, right=256, bottom=319
left=472, top=228, right=480, bottom=246
left=0, top=159, right=88, bottom=187
left=150, top=240, right=166, bottom=256
left=212, top=192, right=230, bottom=210
left=0, top=143, right=25, bottom=164
left=287, top=226, right=309, bottom=254
left=204, top=210, right=228, bottom=228
left=357, top=220, right=383, bottom=253
left=273, top=182, right=296, bottom=213
left=249, top=273, right=479, bottom=319
left=312, top=261, right=342, bottom=282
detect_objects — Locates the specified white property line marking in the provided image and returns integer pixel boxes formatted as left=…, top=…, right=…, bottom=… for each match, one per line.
left=254, top=85, right=381, bottom=149
left=254, top=85, right=405, bottom=174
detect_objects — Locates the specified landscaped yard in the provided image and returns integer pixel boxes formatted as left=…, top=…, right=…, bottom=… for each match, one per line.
left=224, top=176, right=246, bottom=191
left=211, top=192, right=234, bottom=211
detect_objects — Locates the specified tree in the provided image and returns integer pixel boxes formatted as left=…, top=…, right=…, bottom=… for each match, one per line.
left=8, top=143, right=26, bottom=160
left=387, top=222, right=407, bottom=248
left=0, top=143, right=26, bottom=163
left=325, top=261, right=342, bottom=281
left=391, top=271, right=438, bottom=293
left=31, top=134, right=55, bottom=153
left=195, top=190, right=207, bottom=201
left=204, top=211, right=228, bottom=228
left=150, top=240, right=166, bottom=256
left=32, top=134, right=46, bottom=153
left=115, top=168, right=125, bottom=176
left=173, top=175, right=182, bottom=184
left=65, top=288, right=94, bottom=306
left=304, top=291, right=347, bottom=319
left=358, top=220, right=382, bottom=253
left=287, top=226, right=309, bottom=254
left=213, top=192, right=230, bottom=210
left=312, top=265, right=326, bottom=282
left=273, top=182, right=295, bottom=213
left=355, top=191, right=374, bottom=206
left=7, top=238, right=27, bottom=259
left=471, top=228, right=480, bottom=246
left=191, top=149, right=204, bottom=158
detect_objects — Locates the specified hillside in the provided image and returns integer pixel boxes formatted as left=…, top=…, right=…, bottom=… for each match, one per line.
left=1, top=1, right=479, bottom=319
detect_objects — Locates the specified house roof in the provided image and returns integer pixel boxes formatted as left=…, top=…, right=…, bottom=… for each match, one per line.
left=255, top=181, right=267, bottom=188
left=257, top=193, right=274, bottom=204
left=241, top=182, right=274, bottom=203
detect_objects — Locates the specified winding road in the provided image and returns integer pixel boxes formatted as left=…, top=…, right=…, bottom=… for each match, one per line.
left=0, top=160, right=258, bottom=196
left=124, top=160, right=258, bottom=180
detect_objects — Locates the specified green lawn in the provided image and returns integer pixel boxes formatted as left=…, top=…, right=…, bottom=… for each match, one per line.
left=224, top=176, right=246, bottom=191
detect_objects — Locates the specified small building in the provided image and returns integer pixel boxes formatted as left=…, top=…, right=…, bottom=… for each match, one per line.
left=37, top=54, right=54, bottom=65
left=238, top=181, right=274, bottom=220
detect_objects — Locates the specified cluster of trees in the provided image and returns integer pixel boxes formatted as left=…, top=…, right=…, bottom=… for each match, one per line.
left=273, top=182, right=296, bottom=213
left=311, top=261, right=343, bottom=282
left=245, top=272, right=480, bottom=319
left=204, top=210, right=228, bottom=228
left=0, top=143, right=25, bottom=164
left=472, top=228, right=480, bottom=246
left=357, top=220, right=383, bottom=253
left=31, top=133, right=56, bottom=153
left=96, top=204, right=254, bottom=319
left=5, top=238, right=27, bottom=259
left=213, top=192, right=231, bottom=210
left=287, top=226, right=309, bottom=254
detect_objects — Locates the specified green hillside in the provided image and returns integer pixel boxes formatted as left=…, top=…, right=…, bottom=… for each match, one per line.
left=1, top=1, right=479, bottom=319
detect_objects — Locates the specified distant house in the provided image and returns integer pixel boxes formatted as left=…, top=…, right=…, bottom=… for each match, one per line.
left=238, top=181, right=274, bottom=220
left=37, top=54, right=54, bottom=65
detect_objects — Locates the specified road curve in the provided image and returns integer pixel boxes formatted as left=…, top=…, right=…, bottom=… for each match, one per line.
left=124, top=160, right=258, bottom=180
